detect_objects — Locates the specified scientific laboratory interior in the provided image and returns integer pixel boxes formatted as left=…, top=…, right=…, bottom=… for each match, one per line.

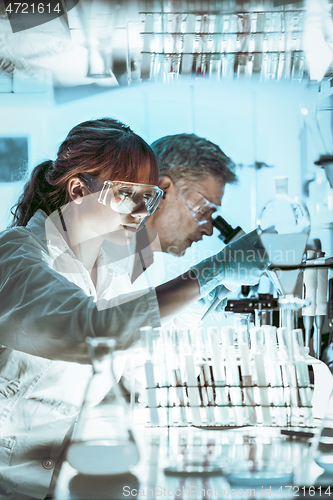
left=2, top=0, right=333, bottom=498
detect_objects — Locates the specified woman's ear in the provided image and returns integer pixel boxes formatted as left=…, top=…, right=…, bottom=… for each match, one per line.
left=67, top=177, right=86, bottom=205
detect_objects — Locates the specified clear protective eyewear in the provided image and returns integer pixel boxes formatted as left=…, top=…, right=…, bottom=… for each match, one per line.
left=181, top=190, right=219, bottom=225
left=81, top=174, right=163, bottom=216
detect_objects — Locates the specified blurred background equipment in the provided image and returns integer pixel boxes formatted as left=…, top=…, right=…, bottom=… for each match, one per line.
left=1, top=0, right=333, bottom=88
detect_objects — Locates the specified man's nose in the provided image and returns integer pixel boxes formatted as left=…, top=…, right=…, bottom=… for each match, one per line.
left=200, top=221, right=214, bottom=237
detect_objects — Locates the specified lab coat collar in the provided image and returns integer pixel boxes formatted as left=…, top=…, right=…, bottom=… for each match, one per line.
left=27, top=209, right=132, bottom=300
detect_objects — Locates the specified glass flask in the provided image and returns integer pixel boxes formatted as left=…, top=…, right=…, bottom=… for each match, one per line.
left=257, top=176, right=310, bottom=298
left=66, top=337, right=139, bottom=475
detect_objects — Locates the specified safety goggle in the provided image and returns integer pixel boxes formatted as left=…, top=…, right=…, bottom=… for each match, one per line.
left=81, top=174, right=163, bottom=216
left=181, top=190, right=219, bottom=225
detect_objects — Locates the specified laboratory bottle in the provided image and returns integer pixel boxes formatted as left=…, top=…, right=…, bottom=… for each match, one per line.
left=66, top=337, right=140, bottom=475
left=257, top=176, right=310, bottom=297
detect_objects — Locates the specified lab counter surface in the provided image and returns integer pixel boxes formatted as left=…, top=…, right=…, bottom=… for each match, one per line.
left=55, top=360, right=333, bottom=500
left=55, top=424, right=333, bottom=500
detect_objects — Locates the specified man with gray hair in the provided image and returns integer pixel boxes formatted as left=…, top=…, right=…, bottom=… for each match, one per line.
left=145, top=133, right=237, bottom=258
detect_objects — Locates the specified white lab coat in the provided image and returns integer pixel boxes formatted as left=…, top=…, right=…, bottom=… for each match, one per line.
left=0, top=210, right=160, bottom=500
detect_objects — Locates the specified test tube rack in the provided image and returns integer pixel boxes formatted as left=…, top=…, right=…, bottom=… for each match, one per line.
left=137, top=374, right=314, bottom=429
left=134, top=326, right=315, bottom=430
left=134, top=6, right=308, bottom=83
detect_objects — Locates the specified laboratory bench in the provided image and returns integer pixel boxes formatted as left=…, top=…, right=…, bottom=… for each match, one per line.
left=54, top=424, right=333, bottom=500
left=54, top=359, right=333, bottom=499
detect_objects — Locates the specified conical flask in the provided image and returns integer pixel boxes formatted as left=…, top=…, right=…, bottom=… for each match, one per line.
left=66, top=338, right=139, bottom=475
left=257, top=176, right=310, bottom=296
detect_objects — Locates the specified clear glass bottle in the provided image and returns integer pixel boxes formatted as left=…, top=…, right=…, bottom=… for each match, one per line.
left=257, top=176, right=310, bottom=297
left=66, top=338, right=139, bottom=475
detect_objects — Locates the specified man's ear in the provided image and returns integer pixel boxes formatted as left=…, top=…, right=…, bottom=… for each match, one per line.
left=158, top=175, right=174, bottom=199
left=67, top=177, right=86, bottom=205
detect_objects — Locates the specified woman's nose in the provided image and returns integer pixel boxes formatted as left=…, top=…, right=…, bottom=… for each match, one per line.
left=130, top=201, right=148, bottom=220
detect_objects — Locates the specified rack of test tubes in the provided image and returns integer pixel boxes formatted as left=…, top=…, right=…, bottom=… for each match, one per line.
left=134, top=325, right=314, bottom=429
left=133, top=3, right=308, bottom=83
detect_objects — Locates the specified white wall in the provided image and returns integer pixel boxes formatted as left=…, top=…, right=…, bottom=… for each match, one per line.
left=0, top=91, right=55, bottom=228
left=0, top=79, right=325, bottom=282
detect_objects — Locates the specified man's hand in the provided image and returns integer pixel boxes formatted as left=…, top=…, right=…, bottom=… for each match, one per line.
left=191, top=229, right=268, bottom=297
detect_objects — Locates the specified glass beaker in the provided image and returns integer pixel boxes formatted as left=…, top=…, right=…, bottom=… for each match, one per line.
left=66, top=338, right=139, bottom=475
left=233, top=313, right=251, bottom=343
left=255, top=308, right=273, bottom=327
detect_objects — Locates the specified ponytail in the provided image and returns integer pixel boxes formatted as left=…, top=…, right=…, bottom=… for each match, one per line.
left=9, top=160, right=63, bottom=227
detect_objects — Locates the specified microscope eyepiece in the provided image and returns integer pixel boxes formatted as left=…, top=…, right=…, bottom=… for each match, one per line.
left=212, top=215, right=244, bottom=244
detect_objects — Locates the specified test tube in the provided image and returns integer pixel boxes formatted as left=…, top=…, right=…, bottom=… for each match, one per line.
left=291, top=52, right=304, bottom=81
left=182, top=14, right=196, bottom=75
left=207, top=327, right=229, bottom=425
left=250, top=327, right=272, bottom=425
left=265, top=12, right=281, bottom=80
left=253, top=12, right=265, bottom=74
left=227, top=14, right=237, bottom=53
left=141, top=14, right=154, bottom=80
left=209, top=14, right=223, bottom=80
left=181, top=329, right=202, bottom=426
left=162, top=327, right=177, bottom=425
left=197, top=328, right=215, bottom=425
left=172, top=14, right=183, bottom=54
left=150, top=54, right=165, bottom=82
left=221, top=326, right=244, bottom=426
left=282, top=11, right=292, bottom=80
left=277, top=326, right=300, bottom=427
left=172, top=329, right=188, bottom=426
left=292, top=328, right=314, bottom=426
left=141, top=326, right=159, bottom=426
left=291, top=10, right=305, bottom=81
left=195, top=15, right=211, bottom=77
left=263, top=325, right=286, bottom=426
left=238, top=327, right=256, bottom=424
left=153, top=327, right=170, bottom=426
left=237, top=13, right=251, bottom=77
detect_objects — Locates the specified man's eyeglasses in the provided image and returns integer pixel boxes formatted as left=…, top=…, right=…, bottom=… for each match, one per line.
left=181, top=190, right=219, bottom=225
left=81, top=174, right=163, bottom=216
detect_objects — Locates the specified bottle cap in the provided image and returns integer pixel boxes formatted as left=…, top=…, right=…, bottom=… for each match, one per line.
left=274, top=176, right=288, bottom=195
